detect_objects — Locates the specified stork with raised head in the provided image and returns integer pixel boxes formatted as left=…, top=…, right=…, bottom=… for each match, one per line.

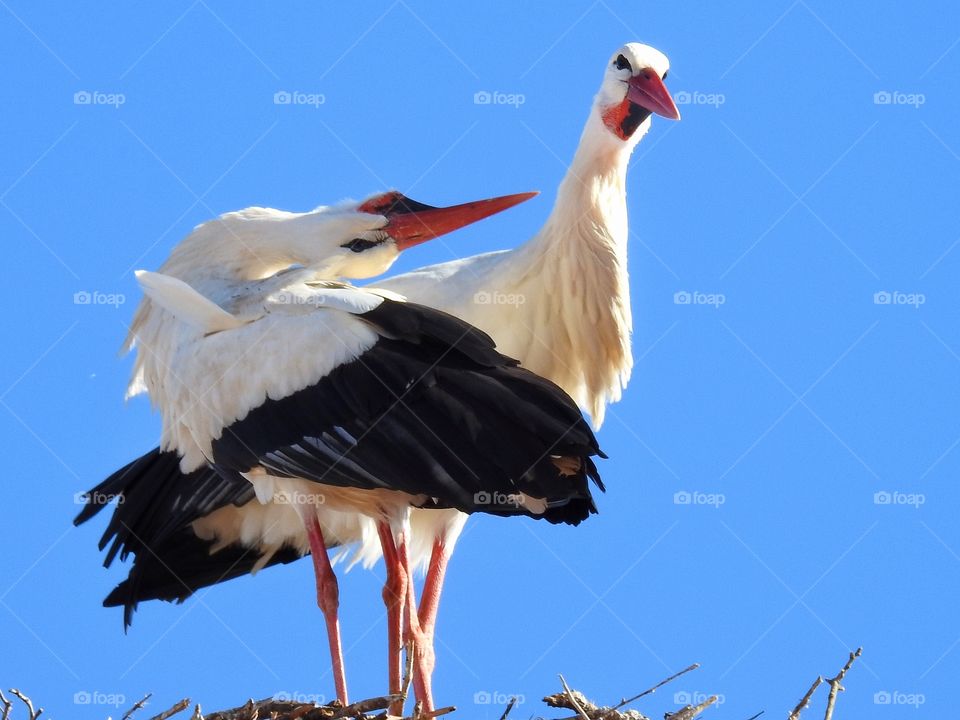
left=78, top=40, right=678, bottom=713
left=77, top=189, right=605, bottom=712
left=372, top=41, right=680, bottom=709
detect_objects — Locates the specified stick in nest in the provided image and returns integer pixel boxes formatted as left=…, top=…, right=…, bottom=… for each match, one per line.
left=545, top=663, right=701, bottom=720
left=148, top=697, right=191, bottom=720
left=558, top=675, right=590, bottom=720
left=605, top=663, right=700, bottom=716
left=664, top=695, right=718, bottom=720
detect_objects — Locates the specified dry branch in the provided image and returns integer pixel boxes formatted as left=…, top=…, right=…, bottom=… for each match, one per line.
left=545, top=664, right=701, bottom=720
left=786, top=647, right=862, bottom=720
left=1, top=648, right=865, bottom=720
left=497, top=696, right=518, bottom=720
left=8, top=691, right=40, bottom=720
left=148, top=697, right=190, bottom=720
left=664, top=694, right=718, bottom=720
left=0, top=691, right=11, bottom=720
left=0, top=690, right=13, bottom=720
left=823, top=648, right=861, bottom=720
left=558, top=675, right=591, bottom=720
left=608, top=663, right=700, bottom=712
left=788, top=677, right=823, bottom=720
left=122, top=693, right=153, bottom=720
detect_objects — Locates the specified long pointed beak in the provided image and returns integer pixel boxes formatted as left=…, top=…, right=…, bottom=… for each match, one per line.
left=358, top=191, right=539, bottom=251
left=626, top=71, right=681, bottom=121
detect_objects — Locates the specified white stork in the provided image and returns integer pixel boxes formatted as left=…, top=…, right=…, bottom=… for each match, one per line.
left=77, top=190, right=606, bottom=712
left=78, top=40, right=678, bottom=712
left=372, top=41, right=680, bottom=709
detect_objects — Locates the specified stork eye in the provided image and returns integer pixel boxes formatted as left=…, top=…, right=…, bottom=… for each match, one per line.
left=340, top=238, right=380, bottom=253
left=662, top=69, right=669, bottom=80
left=615, top=54, right=632, bottom=72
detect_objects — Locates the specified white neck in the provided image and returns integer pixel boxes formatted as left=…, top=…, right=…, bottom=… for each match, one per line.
left=483, top=105, right=647, bottom=427
left=521, top=107, right=642, bottom=262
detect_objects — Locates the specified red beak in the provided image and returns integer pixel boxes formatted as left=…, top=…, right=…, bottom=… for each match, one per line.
left=626, top=71, right=681, bottom=121
left=358, top=191, right=539, bottom=251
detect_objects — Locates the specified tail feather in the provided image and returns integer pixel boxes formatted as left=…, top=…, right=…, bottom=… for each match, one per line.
left=104, top=527, right=302, bottom=628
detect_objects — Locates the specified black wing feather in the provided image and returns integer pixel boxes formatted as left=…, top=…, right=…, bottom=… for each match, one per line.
left=74, top=447, right=301, bottom=628
left=212, top=299, right=604, bottom=522
left=80, top=296, right=607, bottom=627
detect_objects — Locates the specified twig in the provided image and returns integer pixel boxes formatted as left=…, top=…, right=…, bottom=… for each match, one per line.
left=0, top=691, right=11, bottom=720
left=744, top=712, right=764, bottom=720
left=665, top=694, right=717, bottom=720
left=9, top=690, right=41, bottom=720
left=335, top=694, right=402, bottom=717
left=190, top=703, right=204, bottom=720
left=558, top=675, right=590, bottom=720
left=420, top=706, right=455, bottom=718
left=399, top=643, right=415, bottom=710
left=823, top=648, right=861, bottom=720
left=605, top=663, right=700, bottom=716
left=123, top=693, right=154, bottom=720
left=788, top=677, right=823, bottom=720
left=148, top=697, right=191, bottom=720
left=497, top=697, right=517, bottom=720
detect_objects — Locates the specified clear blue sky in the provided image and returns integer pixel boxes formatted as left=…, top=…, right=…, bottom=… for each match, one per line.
left=1, top=2, right=958, bottom=718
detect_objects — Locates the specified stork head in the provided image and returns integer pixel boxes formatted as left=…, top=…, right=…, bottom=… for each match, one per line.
left=160, top=190, right=537, bottom=284
left=596, top=42, right=680, bottom=142
left=318, top=190, right=538, bottom=279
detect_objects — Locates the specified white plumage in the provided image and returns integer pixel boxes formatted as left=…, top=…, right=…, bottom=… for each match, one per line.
left=79, top=40, right=679, bottom=714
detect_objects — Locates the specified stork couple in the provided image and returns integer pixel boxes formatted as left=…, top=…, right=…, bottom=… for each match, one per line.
left=76, top=43, right=680, bottom=714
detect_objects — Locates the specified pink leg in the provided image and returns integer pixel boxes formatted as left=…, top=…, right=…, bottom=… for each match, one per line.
left=413, top=538, right=450, bottom=712
left=303, top=511, right=349, bottom=705
left=397, top=531, right=434, bottom=713
left=377, top=521, right=408, bottom=716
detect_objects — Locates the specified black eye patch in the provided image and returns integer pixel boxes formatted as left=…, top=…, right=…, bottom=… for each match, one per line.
left=615, top=54, right=632, bottom=72
left=340, top=238, right=380, bottom=253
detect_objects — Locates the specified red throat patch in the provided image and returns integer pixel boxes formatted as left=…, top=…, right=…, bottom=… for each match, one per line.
left=601, top=98, right=632, bottom=141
